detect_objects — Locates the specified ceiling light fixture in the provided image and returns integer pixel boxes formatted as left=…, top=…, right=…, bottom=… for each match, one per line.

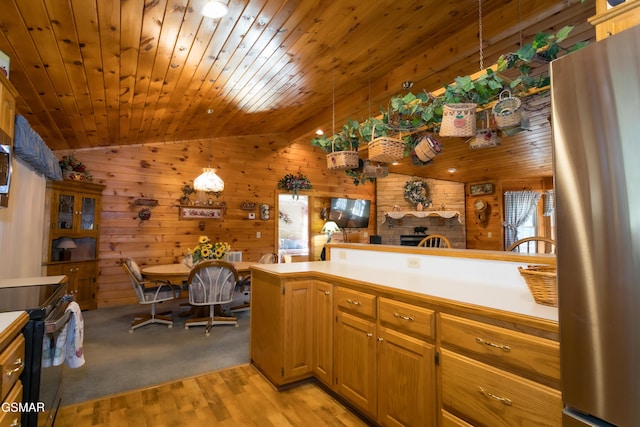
left=447, top=167, right=457, bottom=173
left=202, top=1, right=229, bottom=19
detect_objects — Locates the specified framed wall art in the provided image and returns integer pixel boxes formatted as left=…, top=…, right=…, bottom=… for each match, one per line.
left=179, top=206, right=224, bottom=220
left=469, top=182, right=495, bottom=196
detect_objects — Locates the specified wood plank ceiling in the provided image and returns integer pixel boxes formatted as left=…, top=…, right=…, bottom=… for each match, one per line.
left=0, top=0, right=596, bottom=183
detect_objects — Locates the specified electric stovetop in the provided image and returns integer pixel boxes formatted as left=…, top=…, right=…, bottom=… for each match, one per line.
left=0, top=275, right=68, bottom=319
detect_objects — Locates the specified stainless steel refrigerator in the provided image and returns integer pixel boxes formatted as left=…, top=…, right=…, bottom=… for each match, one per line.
left=551, top=25, right=640, bottom=427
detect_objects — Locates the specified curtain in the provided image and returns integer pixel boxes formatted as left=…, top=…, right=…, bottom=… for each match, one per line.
left=543, top=189, right=555, bottom=217
left=503, top=190, right=541, bottom=248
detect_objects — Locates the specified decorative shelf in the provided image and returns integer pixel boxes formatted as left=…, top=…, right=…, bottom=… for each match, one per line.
left=131, top=198, right=158, bottom=207
left=384, top=210, right=462, bottom=223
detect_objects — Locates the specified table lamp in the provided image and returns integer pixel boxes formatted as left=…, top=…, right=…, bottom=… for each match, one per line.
left=321, top=221, right=340, bottom=243
left=57, top=238, right=77, bottom=261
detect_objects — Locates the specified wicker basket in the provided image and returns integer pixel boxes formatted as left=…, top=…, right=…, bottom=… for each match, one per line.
left=440, top=103, right=477, bottom=137
left=326, top=150, right=359, bottom=170
left=326, top=136, right=359, bottom=170
left=368, top=125, right=406, bottom=163
left=414, top=135, right=442, bottom=162
left=362, top=161, right=389, bottom=178
left=492, top=90, right=522, bottom=129
left=518, top=265, right=558, bottom=307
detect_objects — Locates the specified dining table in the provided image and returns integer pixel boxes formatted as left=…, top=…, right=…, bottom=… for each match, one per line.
left=141, top=260, right=257, bottom=316
left=141, top=261, right=256, bottom=285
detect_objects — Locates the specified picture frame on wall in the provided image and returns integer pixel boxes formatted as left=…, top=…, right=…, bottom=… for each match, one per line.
left=469, top=182, right=495, bottom=196
left=179, top=206, right=224, bottom=220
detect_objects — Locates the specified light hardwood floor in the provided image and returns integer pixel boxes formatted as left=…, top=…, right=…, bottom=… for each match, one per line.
left=56, top=364, right=371, bottom=427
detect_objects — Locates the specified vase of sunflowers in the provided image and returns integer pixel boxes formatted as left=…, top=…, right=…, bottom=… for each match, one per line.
left=189, top=235, right=230, bottom=264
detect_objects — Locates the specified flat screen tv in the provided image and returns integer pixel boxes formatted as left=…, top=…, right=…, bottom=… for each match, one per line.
left=329, top=198, right=371, bottom=228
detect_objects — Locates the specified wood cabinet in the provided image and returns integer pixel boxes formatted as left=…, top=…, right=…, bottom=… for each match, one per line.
left=0, top=73, right=17, bottom=209
left=249, top=271, right=314, bottom=386
left=45, top=180, right=104, bottom=310
left=589, top=0, right=640, bottom=40
left=0, top=312, right=28, bottom=427
left=311, top=280, right=333, bottom=386
left=438, top=313, right=561, bottom=426
left=334, top=288, right=437, bottom=425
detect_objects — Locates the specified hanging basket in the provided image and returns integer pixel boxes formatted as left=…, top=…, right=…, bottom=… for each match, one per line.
left=362, top=161, right=389, bottom=178
left=468, top=111, right=501, bottom=149
left=326, top=136, right=359, bottom=170
left=492, top=90, right=522, bottom=129
left=414, top=135, right=442, bottom=162
left=368, top=124, right=406, bottom=163
left=440, top=103, right=477, bottom=137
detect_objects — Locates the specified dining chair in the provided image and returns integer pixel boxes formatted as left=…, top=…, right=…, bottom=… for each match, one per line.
left=417, top=234, right=451, bottom=248
left=507, top=236, right=556, bottom=254
left=232, top=253, right=278, bottom=312
left=185, top=260, right=240, bottom=336
left=121, top=258, right=181, bottom=332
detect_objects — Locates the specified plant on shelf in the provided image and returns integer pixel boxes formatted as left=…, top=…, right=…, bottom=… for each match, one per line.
left=189, top=235, right=230, bottom=263
left=277, top=172, right=312, bottom=199
left=59, top=154, right=93, bottom=181
left=404, top=179, right=431, bottom=210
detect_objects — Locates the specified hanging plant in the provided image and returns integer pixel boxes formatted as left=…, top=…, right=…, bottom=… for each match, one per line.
left=403, top=179, right=431, bottom=208
left=277, top=173, right=312, bottom=199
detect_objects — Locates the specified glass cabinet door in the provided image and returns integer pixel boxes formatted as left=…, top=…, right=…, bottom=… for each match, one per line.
left=80, top=196, right=96, bottom=231
left=57, top=193, right=75, bottom=230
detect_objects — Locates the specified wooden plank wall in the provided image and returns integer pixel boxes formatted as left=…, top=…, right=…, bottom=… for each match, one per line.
left=56, top=136, right=375, bottom=307
left=376, top=174, right=466, bottom=248
left=466, top=177, right=554, bottom=250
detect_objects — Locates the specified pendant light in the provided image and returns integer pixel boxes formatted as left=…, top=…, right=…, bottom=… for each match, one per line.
left=202, top=1, right=228, bottom=19
left=194, top=109, right=224, bottom=193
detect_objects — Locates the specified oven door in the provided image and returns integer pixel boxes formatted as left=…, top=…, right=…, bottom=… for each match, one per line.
left=39, top=299, right=72, bottom=427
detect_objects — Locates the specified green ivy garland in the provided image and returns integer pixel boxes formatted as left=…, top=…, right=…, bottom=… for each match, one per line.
left=403, top=179, right=430, bottom=206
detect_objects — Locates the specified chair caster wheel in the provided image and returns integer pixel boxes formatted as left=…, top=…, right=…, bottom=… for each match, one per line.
left=234, top=324, right=239, bottom=328
left=205, top=332, right=210, bottom=337
left=168, top=324, right=172, bottom=329
left=185, top=326, right=189, bottom=330
left=129, top=329, right=133, bottom=334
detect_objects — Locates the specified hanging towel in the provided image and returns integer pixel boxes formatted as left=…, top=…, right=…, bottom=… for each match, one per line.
left=64, top=301, right=85, bottom=368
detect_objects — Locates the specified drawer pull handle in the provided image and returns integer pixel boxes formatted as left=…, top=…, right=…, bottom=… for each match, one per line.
left=324, top=291, right=330, bottom=296
left=478, top=386, right=512, bottom=406
left=475, top=337, right=511, bottom=352
left=366, top=332, right=373, bottom=338
left=5, top=358, right=24, bottom=377
left=346, top=299, right=362, bottom=306
left=393, top=312, right=414, bottom=322
left=9, top=418, right=20, bottom=427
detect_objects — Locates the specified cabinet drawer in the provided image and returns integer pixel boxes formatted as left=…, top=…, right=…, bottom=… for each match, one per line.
left=441, top=349, right=561, bottom=427
left=379, top=298, right=434, bottom=340
left=439, top=313, right=560, bottom=382
left=335, top=288, right=376, bottom=319
left=441, top=410, right=474, bottom=427
left=0, top=335, right=24, bottom=401
left=0, top=379, right=22, bottom=427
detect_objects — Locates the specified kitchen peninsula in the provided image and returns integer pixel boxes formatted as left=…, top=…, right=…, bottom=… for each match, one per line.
left=250, top=243, right=560, bottom=426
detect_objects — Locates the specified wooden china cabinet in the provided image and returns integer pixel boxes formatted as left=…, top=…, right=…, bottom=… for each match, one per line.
left=589, top=0, right=640, bottom=40
left=44, top=179, right=105, bottom=310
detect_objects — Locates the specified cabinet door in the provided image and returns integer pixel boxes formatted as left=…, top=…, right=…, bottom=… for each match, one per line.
left=48, top=262, right=97, bottom=310
left=335, top=310, right=377, bottom=418
left=52, top=191, right=99, bottom=233
left=283, top=280, right=312, bottom=381
left=378, top=326, right=436, bottom=427
left=312, top=280, right=333, bottom=386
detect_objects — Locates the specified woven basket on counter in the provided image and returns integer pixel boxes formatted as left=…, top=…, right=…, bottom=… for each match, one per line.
left=518, top=265, right=558, bottom=307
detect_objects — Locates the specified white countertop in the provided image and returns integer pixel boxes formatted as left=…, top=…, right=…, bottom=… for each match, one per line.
left=0, top=275, right=67, bottom=289
left=0, top=311, right=27, bottom=334
left=251, top=260, right=558, bottom=323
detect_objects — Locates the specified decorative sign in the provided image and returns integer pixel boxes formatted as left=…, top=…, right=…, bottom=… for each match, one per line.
left=179, top=206, right=224, bottom=220
left=469, top=182, right=495, bottom=196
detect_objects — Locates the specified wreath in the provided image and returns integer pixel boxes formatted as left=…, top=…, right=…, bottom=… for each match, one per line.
left=403, top=179, right=430, bottom=206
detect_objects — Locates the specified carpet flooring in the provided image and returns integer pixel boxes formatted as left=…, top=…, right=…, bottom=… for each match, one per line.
left=62, top=299, right=250, bottom=405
